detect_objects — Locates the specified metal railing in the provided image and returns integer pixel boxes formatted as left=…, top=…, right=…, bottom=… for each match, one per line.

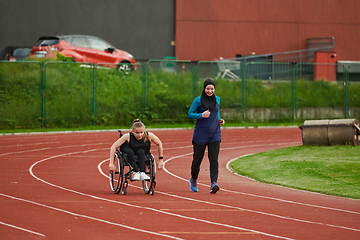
left=219, top=37, right=335, bottom=80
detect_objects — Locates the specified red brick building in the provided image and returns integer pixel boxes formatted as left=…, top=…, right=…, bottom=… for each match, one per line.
left=175, top=0, right=360, bottom=61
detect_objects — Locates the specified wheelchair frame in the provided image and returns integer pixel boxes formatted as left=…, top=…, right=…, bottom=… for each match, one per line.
left=109, top=130, right=157, bottom=195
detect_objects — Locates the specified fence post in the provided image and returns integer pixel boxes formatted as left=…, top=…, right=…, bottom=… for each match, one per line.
left=193, top=62, right=200, bottom=99
left=142, top=62, right=148, bottom=111
left=91, top=64, right=97, bottom=125
left=241, top=62, right=247, bottom=121
left=40, top=62, right=45, bottom=128
left=291, top=64, right=297, bottom=123
left=343, top=65, right=349, bottom=118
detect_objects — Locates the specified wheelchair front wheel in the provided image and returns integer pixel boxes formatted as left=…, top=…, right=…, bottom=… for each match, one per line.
left=109, top=152, right=124, bottom=194
left=142, top=157, right=156, bottom=194
left=122, top=179, right=128, bottom=195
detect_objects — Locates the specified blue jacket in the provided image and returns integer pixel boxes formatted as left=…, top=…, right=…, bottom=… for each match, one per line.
left=187, top=96, right=221, bottom=145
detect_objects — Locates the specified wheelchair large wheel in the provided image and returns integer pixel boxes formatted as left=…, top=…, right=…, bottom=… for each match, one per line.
left=109, top=152, right=124, bottom=194
left=142, top=156, right=156, bottom=195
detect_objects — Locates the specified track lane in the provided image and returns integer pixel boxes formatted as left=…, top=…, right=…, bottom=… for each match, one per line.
left=0, top=128, right=359, bottom=239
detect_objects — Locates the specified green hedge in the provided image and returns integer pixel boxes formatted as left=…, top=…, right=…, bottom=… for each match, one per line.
left=1, top=61, right=359, bottom=128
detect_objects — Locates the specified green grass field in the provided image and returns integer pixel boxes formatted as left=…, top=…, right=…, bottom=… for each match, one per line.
left=230, top=145, right=360, bottom=199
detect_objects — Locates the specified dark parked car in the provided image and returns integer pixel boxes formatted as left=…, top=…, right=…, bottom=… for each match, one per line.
left=30, top=35, right=136, bottom=71
left=0, top=46, right=32, bottom=61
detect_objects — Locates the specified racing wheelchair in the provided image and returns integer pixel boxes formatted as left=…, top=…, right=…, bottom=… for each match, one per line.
left=109, top=130, right=156, bottom=195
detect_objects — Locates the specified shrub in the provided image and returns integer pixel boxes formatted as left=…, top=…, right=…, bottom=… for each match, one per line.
left=1, top=61, right=359, bottom=128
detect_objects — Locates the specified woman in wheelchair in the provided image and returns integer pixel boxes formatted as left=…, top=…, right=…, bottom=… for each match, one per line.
left=109, top=119, right=164, bottom=181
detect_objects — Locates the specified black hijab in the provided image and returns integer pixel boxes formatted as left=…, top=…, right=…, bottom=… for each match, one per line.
left=200, top=78, right=216, bottom=111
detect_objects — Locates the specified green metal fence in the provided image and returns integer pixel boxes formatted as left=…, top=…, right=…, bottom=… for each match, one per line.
left=0, top=61, right=41, bottom=128
left=0, top=60, right=359, bottom=129
left=145, top=59, right=196, bottom=122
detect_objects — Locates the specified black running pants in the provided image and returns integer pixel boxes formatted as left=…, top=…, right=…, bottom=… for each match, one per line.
left=191, top=140, right=220, bottom=183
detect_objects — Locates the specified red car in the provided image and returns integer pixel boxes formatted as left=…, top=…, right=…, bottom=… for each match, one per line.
left=30, top=35, right=136, bottom=72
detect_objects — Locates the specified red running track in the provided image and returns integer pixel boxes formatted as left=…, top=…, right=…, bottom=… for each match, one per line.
left=0, top=128, right=359, bottom=240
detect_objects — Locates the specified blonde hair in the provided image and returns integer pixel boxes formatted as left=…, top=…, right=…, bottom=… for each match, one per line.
left=132, top=119, right=149, bottom=142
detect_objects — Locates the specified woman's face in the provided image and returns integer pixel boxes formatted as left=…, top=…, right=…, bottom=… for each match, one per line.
left=133, top=127, right=145, bottom=140
left=205, top=84, right=215, bottom=97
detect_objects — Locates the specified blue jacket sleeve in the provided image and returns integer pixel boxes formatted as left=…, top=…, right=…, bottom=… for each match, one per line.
left=187, top=96, right=203, bottom=119
left=216, top=96, right=221, bottom=120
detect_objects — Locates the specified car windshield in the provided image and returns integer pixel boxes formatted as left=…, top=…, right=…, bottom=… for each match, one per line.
left=13, top=48, right=31, bottom=57
left=61, top=36, right=72, bottom=43
left=36, top=38, right=60, bottom=46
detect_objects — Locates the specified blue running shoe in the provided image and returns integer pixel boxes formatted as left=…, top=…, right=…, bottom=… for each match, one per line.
left=210, top=182, right=220, bottom=194
left=189, top=178, right=198, bottom=192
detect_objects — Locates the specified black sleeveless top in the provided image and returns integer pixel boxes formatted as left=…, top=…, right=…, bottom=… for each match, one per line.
left=128, top=132, right=151, bottom=153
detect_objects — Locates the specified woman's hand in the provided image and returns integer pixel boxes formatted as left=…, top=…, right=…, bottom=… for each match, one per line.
left=158, top=159, right=164, bottom=170
left=219, top=119, right=225, bottom=125
left=202, top=110, right=211, bottom=118
left=109, top=162, right=116, bottom=172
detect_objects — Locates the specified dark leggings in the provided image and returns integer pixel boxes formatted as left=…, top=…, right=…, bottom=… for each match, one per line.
left=122, top=146, right=146, bottom=172
left=191, top=140, right=220, bottom=183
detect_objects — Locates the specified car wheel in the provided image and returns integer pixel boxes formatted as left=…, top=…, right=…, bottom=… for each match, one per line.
left=117, top=61, right=133, bottom=74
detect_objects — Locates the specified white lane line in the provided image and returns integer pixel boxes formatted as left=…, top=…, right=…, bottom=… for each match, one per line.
left=5, top=138, right=357, bottom=217
left=0, top=141, right=61, bottom=149
left=7, top=138, right=359, bottom=236
left=157, top=152, right=360, bottom=232
left=99, top=158, right=360, bottom=234
left=225, top=156, right=360, bottom=215
left=0, top=220, right=45, bottom=237
left=0, top=193, right=183, bottom=240
left=0, top=147, right=51, bottom=157
left=217, top=143, right=360, bottom=214
left=0, top=143, right=106, bottom=156
left=30, top=151, right=295, bottom=240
